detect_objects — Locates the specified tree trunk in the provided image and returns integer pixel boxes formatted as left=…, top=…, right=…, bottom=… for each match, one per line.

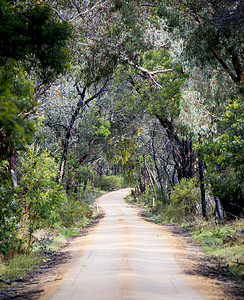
left=198, top=135, right=207, bottom=218
left=214, top=197, right=224, bottom=220
left=151, top=132, right=165, bottom=193
left=198, top=157, right=207, bottom=218
left=156, top=115, right=196, bottom=182
left=59, top=78, right=110, bottom=182
left=144, top=156, right=158, bottom=207
left=59, top=85, right=86, bottom=182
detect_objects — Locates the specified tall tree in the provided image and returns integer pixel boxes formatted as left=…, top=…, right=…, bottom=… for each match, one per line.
left=0, top=0, right=71, bottom=163
left=153, top=0, right=244, bottom=93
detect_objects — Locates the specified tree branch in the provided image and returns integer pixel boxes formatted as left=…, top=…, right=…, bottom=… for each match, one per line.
left=59, top=77, right=110, bottom=182
left=68, top=0, right=108, bottom=23
left=211, top=48, right=238, bottom=83
left=121, top=56, right=173, bottom=89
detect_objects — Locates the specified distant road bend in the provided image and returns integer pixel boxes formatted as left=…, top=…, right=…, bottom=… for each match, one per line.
left=41, top=189, right=218, bottom=300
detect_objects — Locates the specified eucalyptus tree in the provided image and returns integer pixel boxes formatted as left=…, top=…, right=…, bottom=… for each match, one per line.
left=152, top=0, right=244, bottom=91
left=34, top=75, right=113, bottom=190
left=0, top=0, right=72, bottom=255
left=150, top=0, right=244, bottom=217
left=33, top=0, right=175, bottom=185
left=0, top=0, right=72, bottom=164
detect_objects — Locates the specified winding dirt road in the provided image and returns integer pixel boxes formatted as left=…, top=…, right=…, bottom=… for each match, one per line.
left=41, top=189, right=225, bottom=300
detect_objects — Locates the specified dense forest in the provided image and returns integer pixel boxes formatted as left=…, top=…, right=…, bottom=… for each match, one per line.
left=0, top=0, right=243, bottom=261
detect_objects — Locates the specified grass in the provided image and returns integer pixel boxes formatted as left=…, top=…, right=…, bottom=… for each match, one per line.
left=0, top=208, right=101, bottom=288
left=126, top=194, right=244, bottom=282
left=0, top=253, right=42, bottom=282
left=190, top=218, right=244, bottom=280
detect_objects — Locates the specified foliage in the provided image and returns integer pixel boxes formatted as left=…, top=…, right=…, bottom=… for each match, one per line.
left=58, top=196, right=93, bottom=228
left=199, top=98, right=244, bottom=217
left=0, top=0, right=72, bottom=81
left=0, top=171, right=21, bottom=257
left=17, top=145, right=64, bottom=245
left=92, top=116, right=111, bottom=138
left=0, top=253, right=41, bottom=280
left=154, top=0, right=244, bottom=87
left=165, top=178, right=201, bottom=222
left=141, top=48, right=186, bottom=119
left=150, top=0, right=243, bottom=217
left=0, top=64, right=35, bottom=160
left=192, top=218, right=244, bottom=279
left=93, top=175, right=126, bottom=191
left=0, top=0, right=72, bottom=164
left=74, top=0, right=150, bottom=86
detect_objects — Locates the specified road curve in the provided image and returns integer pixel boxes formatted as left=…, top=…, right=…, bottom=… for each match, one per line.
left=43, top=189, right=206, bottom=300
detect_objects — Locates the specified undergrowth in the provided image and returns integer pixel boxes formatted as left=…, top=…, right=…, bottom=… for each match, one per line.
left=126, top=193, right=244, bottom=283
left=0, top=253, right=41, bottom=282
left=191, top=218, right=244, bottom=281
left=0, top=205, right=101, bottom=287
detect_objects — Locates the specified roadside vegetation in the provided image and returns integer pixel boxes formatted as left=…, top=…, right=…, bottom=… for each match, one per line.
left=192, top=219, right=244, bottom=280
left=0, top=0, right=243, bottom=292
left=127, top=184, right=244, bottom=283
left=0, top=174, right=126, bottom=288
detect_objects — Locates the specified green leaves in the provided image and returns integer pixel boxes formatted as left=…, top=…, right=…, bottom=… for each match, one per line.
left=166, top=177, right=201, bottom=222
left=0, top=172, right=21, bottom=256
left=153, top=0, right=244, bottom=86
left=93, top=117, right=111, bottom=138
left=138, top=48, right=185, bottom=119
left=18, top=144, right=62, bottom=236
left=0, top=1, right=72, bottom=82
left=198, top=97, right=244, bottom=217
left=0, top=63, right=35, bottom=159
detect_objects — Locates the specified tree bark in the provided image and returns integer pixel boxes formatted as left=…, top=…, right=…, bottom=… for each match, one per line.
left=198, top=135, right=207, bottom=218
left=198, top=157, right=207, bottom=218
left=214, top=197, right=224, bottom=220
left=156, top=115, right=195, bottom=182
left=144, top=156, right=157, bottom=206
left=59, top=85, right=86, bottom=182
left=59, top=79, right=110, bottom=182
left=151, top=132, right=165, bottom=193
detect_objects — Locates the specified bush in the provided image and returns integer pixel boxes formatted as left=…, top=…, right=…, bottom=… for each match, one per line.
left=93, top=175, right=126, bottom=191
left=0, top=171, right=22, bottom=257
left=58, top=197, right=93, bottom=228
left=18, top=145, right=62, bottom=239
left=165, top=178, right=201, bottom=223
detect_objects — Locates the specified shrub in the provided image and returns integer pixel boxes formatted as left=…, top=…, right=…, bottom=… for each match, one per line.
left=93, top=175, right=126, bottom=191
left=58, top=196, right=92, bottom=228
left=165, top=178, right=201, bottom=223
left=0, top=169, right=22, bottom=257
left=17, top=145, right=66, bottom=249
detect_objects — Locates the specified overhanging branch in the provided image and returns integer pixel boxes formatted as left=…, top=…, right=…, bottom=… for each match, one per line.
left=120, top=56, right=173, bottom=89
left=59, top=77, right=110, bottom=182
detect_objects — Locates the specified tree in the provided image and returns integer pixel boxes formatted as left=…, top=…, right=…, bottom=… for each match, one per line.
left=153, top=0, right=244, bottom=93
left=18, top=145, right=63, bottom=250
left=0, top=1, right=71, bottom=81
left=146, top=0, right=244, bottom=217
left=0, top=0, right=72, bottom=256
left=0, top=0, right=71, bottom=163
left=199, top=98, right=244, bottom=218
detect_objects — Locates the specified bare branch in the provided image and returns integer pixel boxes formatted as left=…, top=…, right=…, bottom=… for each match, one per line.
left=68, top=0, right=108, bottom=23
left=120, top=57, right=173, bottom=89
left=140, top=4, right=153, bottom=7
left=211, top=48, right=238, bottom=83
left=51, top=8, right=66, bottom=21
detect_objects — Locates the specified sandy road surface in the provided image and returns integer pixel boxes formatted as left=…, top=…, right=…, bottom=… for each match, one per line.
left=41, top=189, right=222, bottom=300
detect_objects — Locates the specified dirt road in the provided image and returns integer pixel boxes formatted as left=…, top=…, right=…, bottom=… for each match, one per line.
left=41, top=189, right=225, bottom=300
